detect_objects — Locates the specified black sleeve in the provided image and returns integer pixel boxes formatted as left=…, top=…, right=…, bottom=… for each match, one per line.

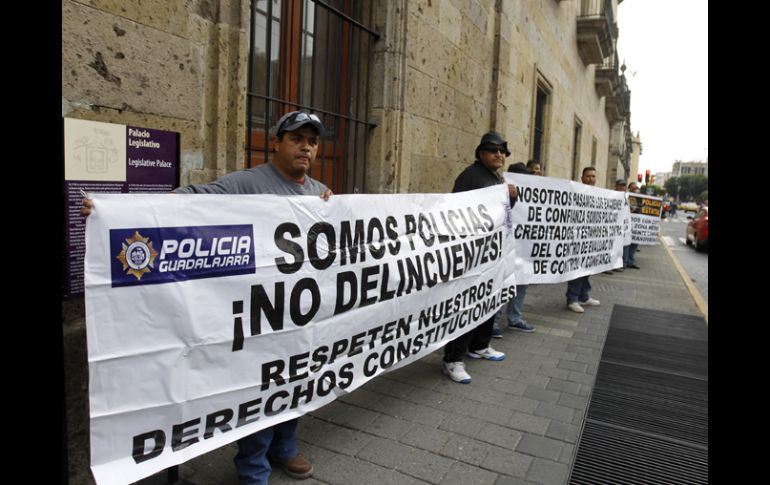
left=452, top=170, right=473, bottom=193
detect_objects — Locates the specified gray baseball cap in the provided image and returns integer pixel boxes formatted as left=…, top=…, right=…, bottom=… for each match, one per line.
left=272, top=111, right=325, bottom=137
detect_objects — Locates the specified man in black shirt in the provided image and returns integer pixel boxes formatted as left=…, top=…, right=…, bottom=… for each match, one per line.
left=442, top=131, right=517, bottom=384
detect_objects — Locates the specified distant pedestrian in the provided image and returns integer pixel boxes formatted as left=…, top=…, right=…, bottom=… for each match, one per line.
left=603, top=179, right=628, bottom=274
left=491, top=161, right=539, bottom=338
left=624, top=182, right=641, bottom=269
left=526, top=159, right=542, bottom=176
left=566, top=167, right=602, bottom=313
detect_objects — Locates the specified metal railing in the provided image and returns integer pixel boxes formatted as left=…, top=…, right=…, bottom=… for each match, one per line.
left=246, top=0, right=380, bottom=194
left=600, top=51, right=619, bottom=72
left=579, top=0, right=614, bottom=24
left=579, top=0, right=615, bottom=52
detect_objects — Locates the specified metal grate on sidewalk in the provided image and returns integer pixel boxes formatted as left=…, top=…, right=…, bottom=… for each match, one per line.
left=569, top=305, right=708, bottom=484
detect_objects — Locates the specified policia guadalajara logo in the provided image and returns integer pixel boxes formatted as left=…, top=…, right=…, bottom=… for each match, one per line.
left=116, top=231, right=159, bottom=280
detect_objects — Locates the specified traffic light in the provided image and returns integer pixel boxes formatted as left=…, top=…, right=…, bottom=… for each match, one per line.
left=637, top=173, right=642, bottom=183
left=645, top=170, right=650, bottom=184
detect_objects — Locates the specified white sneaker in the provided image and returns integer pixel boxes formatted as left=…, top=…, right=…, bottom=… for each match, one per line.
left=467, top=346, right=506, bottom=361
left=580, top=297, right=600, bottom=306
left=568, top=302, right=585, bottom=313
left=443, top=361, right=472, bottom=383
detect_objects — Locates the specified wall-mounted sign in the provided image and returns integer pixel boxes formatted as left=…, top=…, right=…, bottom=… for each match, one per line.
left=63, top=118, right=180, bottom=298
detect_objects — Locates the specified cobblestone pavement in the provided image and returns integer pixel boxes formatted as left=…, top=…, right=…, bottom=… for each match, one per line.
left=175, top=240, right=702, bottom=485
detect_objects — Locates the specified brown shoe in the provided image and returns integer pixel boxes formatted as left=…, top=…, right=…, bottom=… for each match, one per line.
left=275, top=453, right=313, bottom=479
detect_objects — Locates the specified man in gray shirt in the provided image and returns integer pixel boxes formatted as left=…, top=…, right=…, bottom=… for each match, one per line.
left=81, top=110, right=331, bottom=484
left=175, top=111, right=332, bottom=199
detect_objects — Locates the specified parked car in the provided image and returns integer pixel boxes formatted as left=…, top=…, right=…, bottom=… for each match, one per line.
left=686, top=207, right=708, bottom=251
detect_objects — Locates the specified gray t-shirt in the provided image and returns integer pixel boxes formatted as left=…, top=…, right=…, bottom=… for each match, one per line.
left=174, top=162, right=329, bottom=196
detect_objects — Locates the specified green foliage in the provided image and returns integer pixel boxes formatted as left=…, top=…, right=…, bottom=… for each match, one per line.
left=639, top=185, right=666, bottom=197
left=664, top=175, right=708, bottom=200
left=664, top=177, right=680, bottom=195
left=641, top=184, right=666, bottom=196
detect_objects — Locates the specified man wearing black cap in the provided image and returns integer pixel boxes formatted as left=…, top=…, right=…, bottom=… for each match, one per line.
left=442, top=131, right=515, bottom=384
left=82, top=110, right=329, bottom=483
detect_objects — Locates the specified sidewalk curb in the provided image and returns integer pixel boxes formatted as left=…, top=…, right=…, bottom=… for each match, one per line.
left=659, top=235, right=708, bottom=324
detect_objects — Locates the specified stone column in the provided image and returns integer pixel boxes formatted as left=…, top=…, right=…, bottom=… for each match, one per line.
left=366, top=0, right=410, bottom=193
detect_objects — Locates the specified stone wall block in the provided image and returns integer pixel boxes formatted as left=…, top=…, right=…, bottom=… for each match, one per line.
left=408, top=154, right=453, bottom=193
left=467, top=0, right=489, bottom=35
left=407, top=115, right=440, bottom=158
left=366, top=108, right=407, bottom=193
left=412, top=0, right=441, bottom=21
left=63, top=1, right=203, bottom=121
left=371, top=51, right=410, bottom=111
left=373, top=0, right=409, bottom=55
left=405, top=67, right=434, bottom=120
left=431, top=81, right=456, bottom=123
left=453, top=93, right=487, bottom=133
left=460, top=16, right=493, bottom=65
left=78, top=0, right=191, bottom=37
left=439, top=0, right=462, bottom=46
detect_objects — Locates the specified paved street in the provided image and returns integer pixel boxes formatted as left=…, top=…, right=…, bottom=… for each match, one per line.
left=659, top=211, right=708, bottom=302
left=171, top=238, right=705, bottom=485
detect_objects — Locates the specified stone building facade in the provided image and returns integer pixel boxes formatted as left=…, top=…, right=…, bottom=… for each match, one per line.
left=629, top=131, right=642, bottom=184
left=62, top=0, right=633, bottom=482
left=672, top=160, right=708, bottom=177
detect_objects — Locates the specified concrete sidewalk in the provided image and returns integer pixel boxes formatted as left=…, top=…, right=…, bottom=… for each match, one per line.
left=178, top=241, right=704, bottom=485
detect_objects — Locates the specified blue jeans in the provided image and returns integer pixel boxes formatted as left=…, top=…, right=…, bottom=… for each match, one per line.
left=566, top=276, right=591, bottom=304
left=234, top=419, right=299, bottom=485
left=492, top=308, right=502, bottom=332
left=506, top=284, right=528, bottom=324
left=623, top=243, right=638, bottom=266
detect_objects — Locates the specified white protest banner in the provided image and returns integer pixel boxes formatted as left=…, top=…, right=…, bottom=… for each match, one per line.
left=628, top=193, right=662, bottom=245
left=85, top=185, right=517, bottom=484
left=503, top=172, right=625, bottom=284
left=621, top=196, right=632, bottom=246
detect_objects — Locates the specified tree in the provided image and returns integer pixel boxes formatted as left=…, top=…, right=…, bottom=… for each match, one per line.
left=664, top=177, right=681, bottom=197
left=664, top=175, right=708, bottom=201
left=641, top=184, right=666, bottom=196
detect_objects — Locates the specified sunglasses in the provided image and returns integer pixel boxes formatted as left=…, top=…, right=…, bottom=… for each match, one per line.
left=276, top=112, right=322, bottom=135
left=289, top=112, right=321, bottom=124
left=481, top=147, right=507, bottom=155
